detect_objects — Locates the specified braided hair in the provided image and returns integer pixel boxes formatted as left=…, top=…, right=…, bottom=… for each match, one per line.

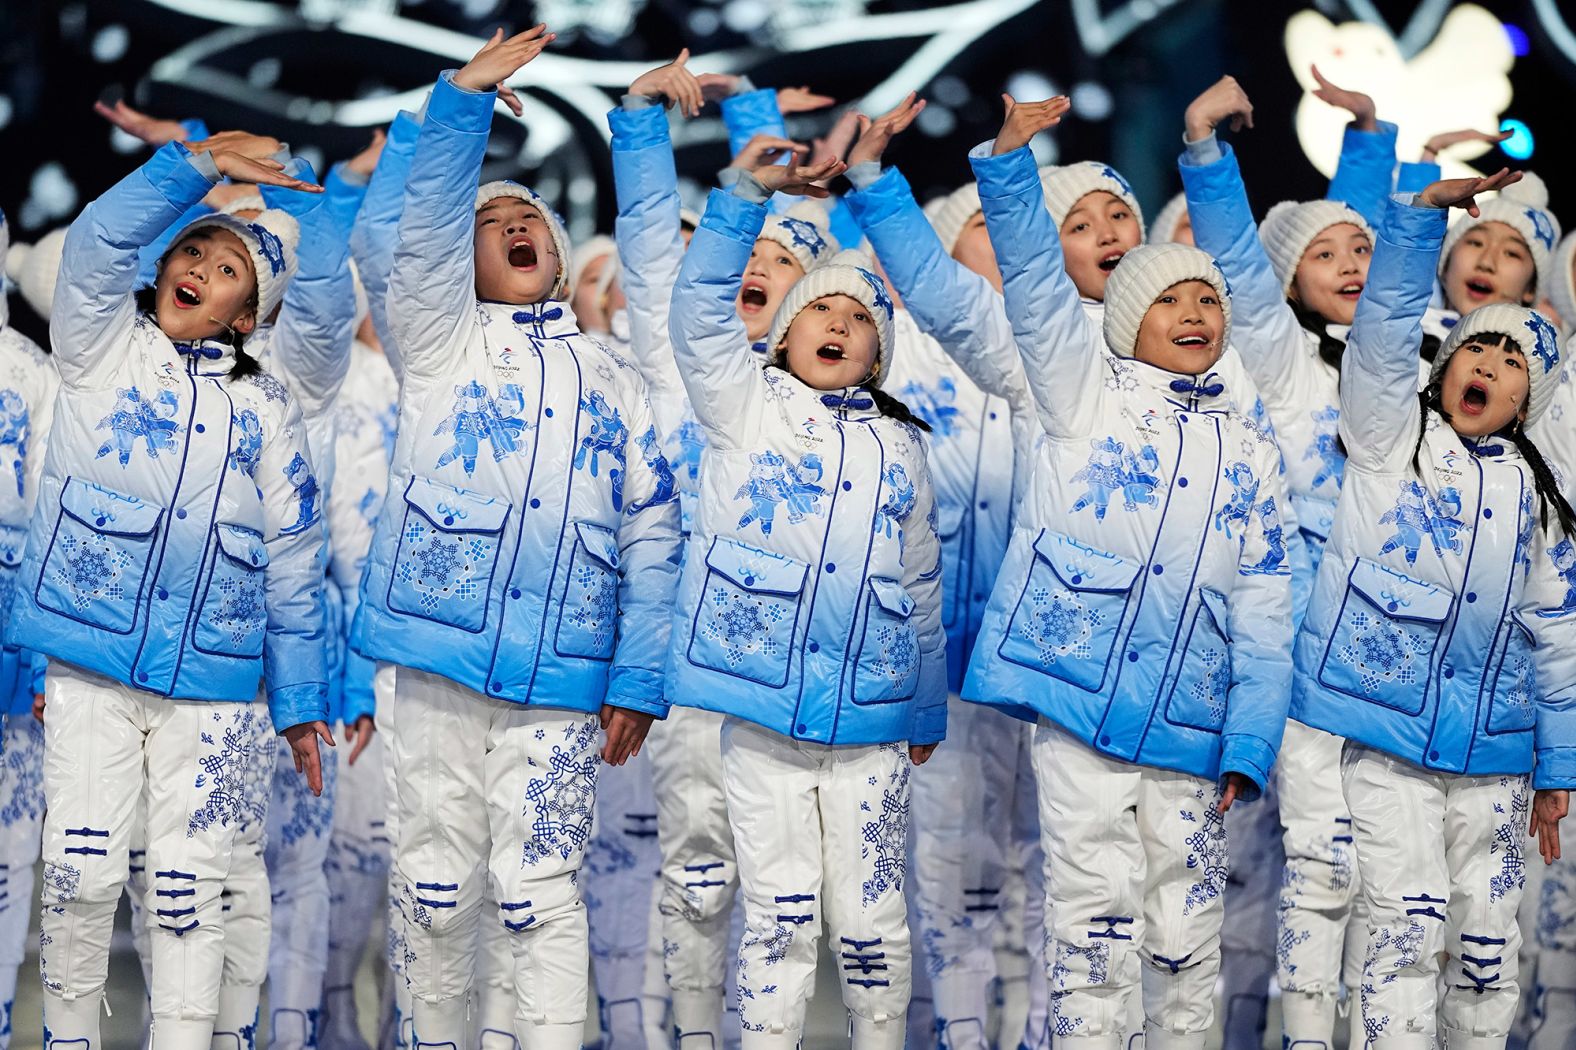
left=769, top=343, right=933, bottom=432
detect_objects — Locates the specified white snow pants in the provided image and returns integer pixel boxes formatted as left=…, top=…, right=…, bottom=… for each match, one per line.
left=648, top=706, right=738, bottom=1050
left=389, top=668, right=599, bottom=1050
left=265, top=736, right=339, bottom=1050
left=1278, top=720, right=1363, bottom=1050
left=721, top=716, right=912, bottom=1050
left=39, top=662, right=256, bottom=1050
left=911, top=698, right=1034, bottom=1050
left=0, top=714, right=45, bottom=1050
left=1033, top=720, right=1228, bottom=1050
left=1343, top=743, right=1530, bottom=1050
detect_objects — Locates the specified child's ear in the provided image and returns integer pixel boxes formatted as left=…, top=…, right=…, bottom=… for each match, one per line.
left=232, top=310, right=258, bottom=336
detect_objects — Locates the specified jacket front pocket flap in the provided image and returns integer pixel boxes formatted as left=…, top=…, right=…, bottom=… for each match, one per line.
left=59, top=477, right=163, bottom=538
left=1510, top=609, right=1536, bottom=644
left=935, top=502, right=966, bottom=540
left=403, top=476, right=511, bottom=534
left=0, top=523, right=26, bottom=567
left=1348, top=558, right=1453, bottom=623
left=574, top=521, right=621, bottom=570
left=214, top=523, right=269, bottom=569
left=1032, top=529, right=1140, bottom=594
left=868, top=577, right=915, bottom=618
left=1197, top=588, right=1231, bottom=637
left=704, top=537, right=810, bottom=596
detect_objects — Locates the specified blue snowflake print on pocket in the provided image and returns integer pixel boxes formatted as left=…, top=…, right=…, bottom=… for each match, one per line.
left=95, top=386, right=184, bottom=466
left=52, top=534, right=134, bottom=612
left=1071, top=437, right=1160, bottom=520
left=1334, top=609, right=1434, bottom=693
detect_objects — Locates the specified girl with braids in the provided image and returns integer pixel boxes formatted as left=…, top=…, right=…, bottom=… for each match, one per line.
left=1291, top=168, right=1576, bottom=1050
left=667, top=153, right=945, bottom=1050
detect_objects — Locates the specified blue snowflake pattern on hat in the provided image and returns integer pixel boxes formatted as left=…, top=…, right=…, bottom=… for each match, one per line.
left=1099, top=165, right=1134, bottom=196
left=1527, top=208, right=1556, bottom=251
left=250, top=224, right=287, bottom=277
left=779, top=218, right=826, bottom=258
left=1527, top=314, right=1559, bottom=375
left=859, top=269, right=893, bottom=320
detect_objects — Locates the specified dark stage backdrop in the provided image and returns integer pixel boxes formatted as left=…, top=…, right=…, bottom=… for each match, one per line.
left=1, top=0, right=1572, bottom=342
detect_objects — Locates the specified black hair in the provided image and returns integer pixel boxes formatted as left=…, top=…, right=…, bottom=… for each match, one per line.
left=1289, top=296, right=1442, bottom=370
left=870, top=387, right=932, bottom=432
left=1412, top=361, right=1575, bottom=539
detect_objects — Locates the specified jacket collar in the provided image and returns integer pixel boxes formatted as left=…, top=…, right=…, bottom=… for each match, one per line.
left=1123, top=353, right=1231, bottom=413
left=488, top=297, right=583, bottom=339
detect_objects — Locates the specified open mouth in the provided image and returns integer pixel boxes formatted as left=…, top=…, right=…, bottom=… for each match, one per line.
left=740, top=283, right=768, bottom=312
left=1337, top=282, right=1364, bottom=300
left=816, top=342, right=846, bottom=362
left=1460, top=381, right=1489, bottom=414
left=1097, top=251, right=1125, bottom=274
left=507, top=238, right=538, bottom=270
left=1465, top=277, right=1495, bottom=299
left=1171, top=334, right=1210, bottom=349
left=173, top=282, right=202, bottom=309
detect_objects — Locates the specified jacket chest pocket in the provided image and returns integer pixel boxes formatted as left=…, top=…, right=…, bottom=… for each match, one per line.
left=555, top=521, right=621, bottom=660
left=1317, top=558, right=1453, bottom=714
left=688, top=537, right=809, bottom=688
left=1487, top=612, right=1537, bottom=734
left=998, top=529, right=1139, bottom=693
left=936, top=503, right=967, bottom=633
left=193, top=524, right=270, bottom=658
left=388, top=476, right=511, bottom=633
left=854, top=578, right=920, bottom=704
left=37, top=477, right=163, bottom=634
left=1165, top=589, right=1233, bottom=733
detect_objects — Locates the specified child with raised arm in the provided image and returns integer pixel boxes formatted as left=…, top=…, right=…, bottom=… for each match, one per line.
left=962, top=95, right=1294, bottom=1050
left=1290, top=169, right=1576, bottom=1050
left=350, top=28, right=682, bottom=1050
left=1, top=130, right=331, bottom=1050
left=667, top=151, right=945, bottom=1050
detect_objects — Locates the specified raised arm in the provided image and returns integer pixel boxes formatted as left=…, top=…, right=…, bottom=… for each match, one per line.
left=1306, top=66, right=1397, bottom=228
left=54, top=133, right=318, bottom=389
left=1340, top=173, right=1518, bottom=470
left=969, top=95, right=1103, bottom=440
left=261, top=161, right=365, bottom=418
left=1179, top=79, right=1309, bottom=402
left=611, top=56, right=700, bottom=435
left=389, top=26, right=553, bottom=381
left=842, top=94, right=1029, bottom=403
left=350, top=112, right=421, bottom=382
left=668, top=157, right=843, bottom=448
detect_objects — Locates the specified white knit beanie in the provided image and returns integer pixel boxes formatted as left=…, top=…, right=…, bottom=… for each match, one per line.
left=1551, top=231, right=1576, bottom=338
left=166, top=208, right=301, bottom=322
left=1101, top=243, right=1232, bottom=359
left=572, top=234, right=618, bottom=299
left=1258, top=199, right=1375, bottom=296
left=758, top=200, right=838, bottom=274
left=1037, top=161, right=1145, bottom=234
left=6, top=226, right=66, bottom=322
left=924, top=182, right=982, bottom=255
left=475, top=180, right=572, bottom=301
left=1427, top=303, right=1562, bottom=427
left=1148, top=192, right=1190, bottom=246
left=1439, top=172, right=1562, bottom=295
left=767, top=249, right=896, bottom=387
left=218, top=194, right=267, bottom=217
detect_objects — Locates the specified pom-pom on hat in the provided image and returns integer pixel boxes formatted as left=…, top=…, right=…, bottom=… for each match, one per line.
left=166, top=208, right=301, bottom=322
left=1427, top=303, right=1562, bottom=427
left=1258, top=199, right=1375, bottom=296
left=924, top=182, right=983, bottom=255
left=1550, top=231, right=1576, bottom=339
left=757, top=200, right=839, bottom=274
left=218, top=194, right=267, bottom=217
left=1439, top=171, right=1562, bottom=296
left=1101, top=243, right=1233, bottom=360
left=1038, top=161, right=1145, bottom=233
left=475, top=180, right=572, bottom=301
left=1148, top=192, right=1191, bottom=246
left=6, top=227, right=67, bottom=322
left=767, top=248, right=897, bottom=387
